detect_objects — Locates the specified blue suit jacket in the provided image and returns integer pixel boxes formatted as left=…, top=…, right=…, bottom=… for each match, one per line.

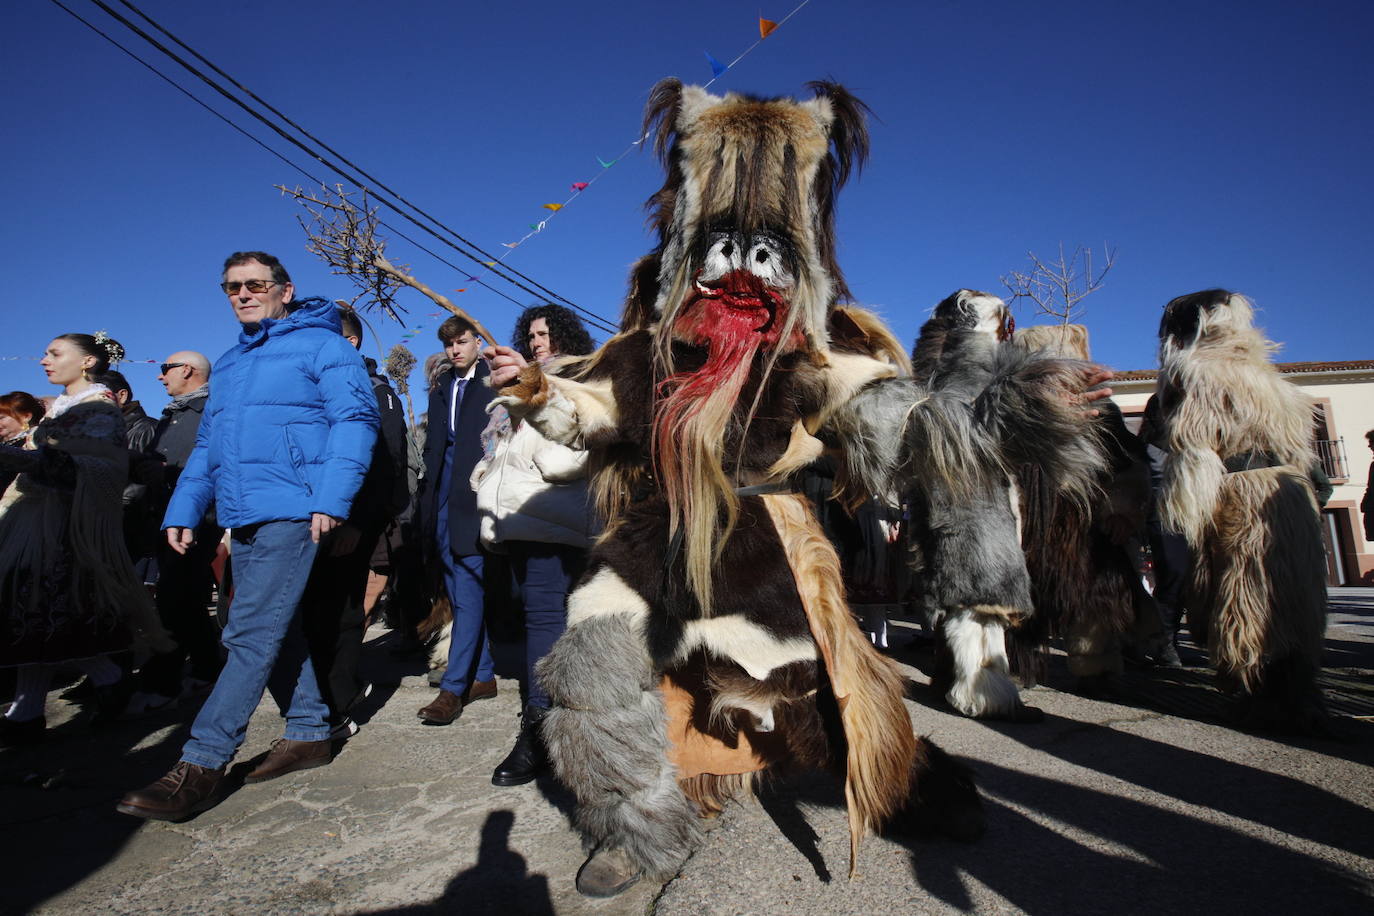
left=419, top=361, right=494, bottom=557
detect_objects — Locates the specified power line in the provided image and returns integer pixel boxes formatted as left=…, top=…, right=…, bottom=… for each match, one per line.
left=110, top=0, right=609, bottom=328
left=83, top=0, right=611, bottom=330
left=61, top=0, right=619, bottom=333
left=45, top=0, right=580, bottom=329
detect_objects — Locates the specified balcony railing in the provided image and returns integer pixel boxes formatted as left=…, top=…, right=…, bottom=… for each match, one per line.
left=1314, top=438, right=1349, bottom=480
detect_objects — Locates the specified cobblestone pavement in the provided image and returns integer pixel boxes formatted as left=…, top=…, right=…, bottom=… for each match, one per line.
left=4, top=590, right=1371, bottom=915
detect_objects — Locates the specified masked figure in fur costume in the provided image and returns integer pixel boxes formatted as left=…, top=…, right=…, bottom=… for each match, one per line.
left=1155, top=289, right=1328, bottom=732
left=1006, top=324, right=1158, bottom=692
left=486, top=80, right=987, bottom=897
left=836, top=291, right=1112, bottom=721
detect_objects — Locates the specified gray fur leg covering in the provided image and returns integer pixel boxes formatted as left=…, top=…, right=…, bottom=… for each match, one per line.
left=536, top=613, right=703, bottom=879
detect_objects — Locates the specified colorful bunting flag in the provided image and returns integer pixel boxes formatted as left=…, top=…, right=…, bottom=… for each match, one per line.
left=543, top=203, right=563, bottom=212
left=483, top=261, right=497, bottom=267
left=759, top=17, right=779, bottom=39
left=596, top=155, right=616, bottom=169
left=571, top=182, right=589, bottom=191
left=503, top=243, right=519, bottom=249
left=704, top=50, right=728, bottom=78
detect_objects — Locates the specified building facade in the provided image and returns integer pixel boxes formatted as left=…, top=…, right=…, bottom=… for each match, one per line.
left=1111, top=359, right=1374, bottom=586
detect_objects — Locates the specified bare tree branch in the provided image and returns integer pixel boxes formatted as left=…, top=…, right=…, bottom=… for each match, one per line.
left=276, top=184, right=497, bottom=344
left=1001, top=242, right=1117, bottom=328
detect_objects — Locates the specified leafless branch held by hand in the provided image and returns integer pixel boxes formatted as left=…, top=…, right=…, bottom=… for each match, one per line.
left=276, top=184, right=495, bottom=343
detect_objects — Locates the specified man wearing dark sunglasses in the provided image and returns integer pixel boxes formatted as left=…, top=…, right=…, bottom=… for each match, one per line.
left=119, top=251, right=378, bottom=822
left=122, top=350, right=220, bottom=717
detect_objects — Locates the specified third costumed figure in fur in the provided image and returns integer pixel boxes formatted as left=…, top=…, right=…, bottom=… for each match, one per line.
left=1155, top=289, right=1329, bottom=732
left=486, top=79, right=985, bottom=897
left=838, top=291, right=1113, bottom=722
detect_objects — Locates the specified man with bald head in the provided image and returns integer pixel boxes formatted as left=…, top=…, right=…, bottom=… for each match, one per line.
left=126, top=350, right=222, bottom=714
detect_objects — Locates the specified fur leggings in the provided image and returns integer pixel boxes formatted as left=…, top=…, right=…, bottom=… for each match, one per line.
left=536, top=611, right=702, bottom=879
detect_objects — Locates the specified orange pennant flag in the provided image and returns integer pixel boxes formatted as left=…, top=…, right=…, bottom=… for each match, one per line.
left=759, top=17, right=778, bottom=39
left=453, top=288, right=467, bottom=293
left=543, top=203, right=563, bottom=212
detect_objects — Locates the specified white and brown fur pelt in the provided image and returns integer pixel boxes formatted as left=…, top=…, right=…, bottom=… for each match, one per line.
left=1155, top=289, right=1327, bottom=732
left=832, top=292, right=1110, bottom=719
left=496, top=79, right=984, bottom=885
left=1009, top=324, right=1156, bottom=685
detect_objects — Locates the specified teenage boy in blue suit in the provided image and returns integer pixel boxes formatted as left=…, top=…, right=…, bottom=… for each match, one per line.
left=415, top=316, right=498, bottom=724
left=118, top=252, right=378, bottom=821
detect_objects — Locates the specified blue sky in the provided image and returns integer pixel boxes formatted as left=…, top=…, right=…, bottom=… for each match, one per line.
left=4, top=0, right=1371, bottom=406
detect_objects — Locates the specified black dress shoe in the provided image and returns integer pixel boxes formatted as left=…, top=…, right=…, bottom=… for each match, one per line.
left=492, top=704, right=550, bottom=787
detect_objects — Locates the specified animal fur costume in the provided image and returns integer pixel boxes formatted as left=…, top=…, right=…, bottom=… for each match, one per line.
left=491, top=80, right=984, bottom=886
left=1008, top=324, right=1157, bottom=686
left=858, top=293, right=1110, bottom=719
left=1155, top=289, right=1328, bottom=731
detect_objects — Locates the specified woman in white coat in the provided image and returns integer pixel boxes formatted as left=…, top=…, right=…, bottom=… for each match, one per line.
left=475, top=305, right=598, bottom=785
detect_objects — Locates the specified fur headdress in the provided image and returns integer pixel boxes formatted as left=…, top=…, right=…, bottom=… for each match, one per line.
left=614, top=80, right=873, bottom=613
left=638, top=78, right=870, bottom=351
left=1156, top=289, right=1316, bottom=543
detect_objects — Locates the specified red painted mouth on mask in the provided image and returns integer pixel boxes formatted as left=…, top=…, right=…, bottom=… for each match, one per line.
left=674, top=270, right=796, bottom=346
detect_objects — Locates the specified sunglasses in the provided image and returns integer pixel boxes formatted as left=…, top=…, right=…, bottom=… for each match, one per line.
left=221, top=279, right=277, bottom=295
left=159, top=362, right=188, bottom=375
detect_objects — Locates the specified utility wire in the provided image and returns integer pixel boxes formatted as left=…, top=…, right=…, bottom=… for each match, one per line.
left=110, top=0, right=608, bottom=329
left=67, top=0, right=618, bottom=333
left=45, top=0, right=556, bottom=327
left=85, top=0, right=611, bottom=330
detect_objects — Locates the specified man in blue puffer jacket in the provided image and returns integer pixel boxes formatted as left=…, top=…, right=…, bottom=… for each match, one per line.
left=118, top=251, right=379, bottom=822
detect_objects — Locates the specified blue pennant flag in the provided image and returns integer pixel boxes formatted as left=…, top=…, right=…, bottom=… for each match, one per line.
left=704, top=50, right=728, bottom=78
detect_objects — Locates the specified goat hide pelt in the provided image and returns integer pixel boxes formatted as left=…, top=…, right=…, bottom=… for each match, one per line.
left=1155, top=289, right=1328, bottom=733
left=497, top=80, right=985, bottom=887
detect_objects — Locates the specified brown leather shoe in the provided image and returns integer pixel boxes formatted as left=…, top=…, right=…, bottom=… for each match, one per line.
left=244, top=738, right=331, bottom=784
left=463, top=679, right=498, bottom=705
left=417, top=689, right=463, bottom=724
left=117, top=761, right=225, bottom=821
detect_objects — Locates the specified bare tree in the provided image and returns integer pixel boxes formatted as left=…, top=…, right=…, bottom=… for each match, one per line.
left=276, top=183, right=497, bottom=344
left=1001, top=243, right=1117, bottom=329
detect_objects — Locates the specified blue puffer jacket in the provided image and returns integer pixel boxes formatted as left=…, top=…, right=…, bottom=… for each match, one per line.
left=164, top=297, right=379, bottom=529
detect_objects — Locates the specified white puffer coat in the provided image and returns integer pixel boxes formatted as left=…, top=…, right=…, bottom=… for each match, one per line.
left=471, top=418, right=598, bottom=550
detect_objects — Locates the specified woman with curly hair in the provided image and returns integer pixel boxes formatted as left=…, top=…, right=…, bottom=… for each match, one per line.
left=0, top=334, right=168, bottom=745
left=473, top=304, right=599, bottom=785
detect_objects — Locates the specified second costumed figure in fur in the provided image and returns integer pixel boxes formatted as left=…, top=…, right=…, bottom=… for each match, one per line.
left=837, top=290, right=1113, bottom=722
left=486, top=80, right=985, bottom=897
left=1155, top=289, right=1329, bottom=733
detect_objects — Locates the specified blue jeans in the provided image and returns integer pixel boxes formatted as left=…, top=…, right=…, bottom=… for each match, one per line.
left=181, top=521, right=328, bottom=769
left=509, top=541, right=583, bottom=709
left=436, top=494, right=493, bottom=696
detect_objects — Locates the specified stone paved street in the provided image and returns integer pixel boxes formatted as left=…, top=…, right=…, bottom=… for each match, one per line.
left=4, top=591, right=1372, bottom=915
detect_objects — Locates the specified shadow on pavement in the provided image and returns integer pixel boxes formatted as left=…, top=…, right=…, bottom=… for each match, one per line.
left=907, top=758, right=1373, bottom=913
left=0, top=697, right=196, bottom=915
left=359, top=810, right=555, bottom=916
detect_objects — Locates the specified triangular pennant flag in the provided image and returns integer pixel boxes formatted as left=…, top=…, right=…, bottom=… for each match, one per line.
left=596, top=156, right=616, bottom=169
left=483, top=261, right=497, bottom=267
left=466, top=276, right=479, bottom=283
left=571, top=182, right=589, bottom=192
left=454, top=288, right=467, bottom=294
left=704, top=50, right=728, bottom=78
left=503, top=243, right=519, bottom=249
left=759, top=17, right=779, bottom=39
left=543, top=203, right=563, bottom=212
left=530, top=223, right=540, bottom=230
